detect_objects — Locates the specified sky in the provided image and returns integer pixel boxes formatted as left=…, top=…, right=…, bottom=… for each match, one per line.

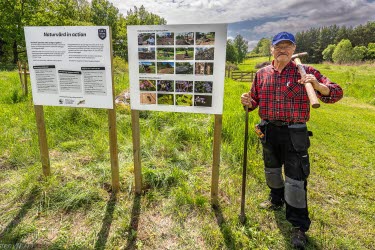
left=109, top=0, right=375, bottom=50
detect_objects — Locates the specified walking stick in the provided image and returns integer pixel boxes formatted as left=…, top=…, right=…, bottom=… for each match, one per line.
left=239, top=105, right=249, bottom=224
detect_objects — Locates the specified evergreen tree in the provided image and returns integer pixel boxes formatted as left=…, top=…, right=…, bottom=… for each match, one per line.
left=226, top=39, right=238, bottom=63
left=233, top=34, right=248, bottom=63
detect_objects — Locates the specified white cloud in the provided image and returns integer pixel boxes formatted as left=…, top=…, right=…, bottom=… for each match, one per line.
left=247, top=40, right=259, bottom=50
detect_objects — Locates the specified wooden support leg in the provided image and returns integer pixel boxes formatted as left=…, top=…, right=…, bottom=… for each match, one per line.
left=211, top=114, right=222, bottom=206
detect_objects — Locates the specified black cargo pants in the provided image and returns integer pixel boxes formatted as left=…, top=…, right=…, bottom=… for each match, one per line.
left=259, top=120, right=311, bottom=232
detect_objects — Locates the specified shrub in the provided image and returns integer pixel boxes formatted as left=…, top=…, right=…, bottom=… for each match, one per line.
left=322, top=44, right=336, bottom=62
left=366, top=43, right=375, bottom=60
left=332, top=39, right=353, bottom=64
left=352, top=46, right=367, bottom=62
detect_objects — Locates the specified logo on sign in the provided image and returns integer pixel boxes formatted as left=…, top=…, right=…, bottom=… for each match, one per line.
left=98, top=29, right=107, bottom=40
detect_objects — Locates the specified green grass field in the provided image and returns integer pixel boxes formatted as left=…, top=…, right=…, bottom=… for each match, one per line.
left=0, top=59, right=374, bottom=249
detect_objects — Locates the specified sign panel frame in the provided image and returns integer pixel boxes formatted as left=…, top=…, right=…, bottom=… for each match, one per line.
left=25, top=26, right=113, bottom=109
left=128, top=24, right=227, bottom=114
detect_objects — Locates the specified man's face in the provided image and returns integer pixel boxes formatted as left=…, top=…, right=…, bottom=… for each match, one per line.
left=271, top=41, right=296, bottom=63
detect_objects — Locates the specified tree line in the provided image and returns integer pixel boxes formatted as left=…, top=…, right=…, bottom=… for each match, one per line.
left=250, top=21, right=375, bottom=64
left=0, top=0, right=166, bottom=64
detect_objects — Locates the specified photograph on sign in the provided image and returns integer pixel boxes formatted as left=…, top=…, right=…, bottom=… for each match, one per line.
left=176, top=48, right=194, bottom=60
left=24, top=26, right=113, bottom=109
left=138, top=48, right=155, bottom=60
left=128, top=24, right=227, bottom=114
left=138, top=33, right=155, bottom=45
left=176, top=32, right=194, bottom=45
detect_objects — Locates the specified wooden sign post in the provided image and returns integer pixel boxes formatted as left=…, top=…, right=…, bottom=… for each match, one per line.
left=108, top=108, right=119, bottom=192
left=131, top=110, right=142, bottom=194
left=211, top=114, right=222, bottom=206
left=108, top=28, right=119, bottom=193
left=34, top=105, right=51, bottom=176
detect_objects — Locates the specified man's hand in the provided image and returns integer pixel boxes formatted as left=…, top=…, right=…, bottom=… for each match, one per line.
left=298, top=74, right=330, bottom=96
left=298, top=74, right=320, bottom=89
left=241, top=92, right=253, bottom=108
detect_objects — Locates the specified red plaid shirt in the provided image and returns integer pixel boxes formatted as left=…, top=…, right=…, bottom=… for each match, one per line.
left=249, top=61, right=343, bottom=123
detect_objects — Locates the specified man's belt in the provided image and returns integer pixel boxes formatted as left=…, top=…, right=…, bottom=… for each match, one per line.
left=265, top=120, right=305, bottom=127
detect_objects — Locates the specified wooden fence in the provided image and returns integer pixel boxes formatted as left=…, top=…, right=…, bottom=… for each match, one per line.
left=230, top=71, right=255, bottom=82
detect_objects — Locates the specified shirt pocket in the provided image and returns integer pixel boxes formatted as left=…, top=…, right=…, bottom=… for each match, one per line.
left=283, top=82, right=303, bottom=99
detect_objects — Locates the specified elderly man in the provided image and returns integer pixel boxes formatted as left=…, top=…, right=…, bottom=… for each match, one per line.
left=241, top=32, right=343, bottom=249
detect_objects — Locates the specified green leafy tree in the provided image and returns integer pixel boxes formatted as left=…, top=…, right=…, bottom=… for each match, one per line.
left=258, top=38, right=271, bottom=60
left=31, top=0, right=92, bottom=26
left=234, top=34, right=248, bottom=63
left=366, top=42, right=375, bottom=60
left=125, top=5, right=166, bottom=25
left=332, top=39, right=354, bottom=64
left=352, top=46, right=367, bottom=62
left=0, top=0, right=39, bottom=63
left=250, top=37, right=271, bottom=58
left=91, top=0, right=119, bottom=37
left=0, top=39, right=6, bottom=62
left=226, top=39, right=238, bottom=63
left=251, top=42, right=260, bottom=54
left=113, top=15, right=127, bottom=58
left=0, top=0, right=93, bottom=63
left=322, top=44, right=336, bottom=62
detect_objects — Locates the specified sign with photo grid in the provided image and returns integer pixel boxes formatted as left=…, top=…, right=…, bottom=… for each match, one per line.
left=127, top=24, right=227, bottom=114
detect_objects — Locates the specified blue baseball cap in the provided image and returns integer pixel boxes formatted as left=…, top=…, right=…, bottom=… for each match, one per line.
left=272, top=32, right=296, bottom=45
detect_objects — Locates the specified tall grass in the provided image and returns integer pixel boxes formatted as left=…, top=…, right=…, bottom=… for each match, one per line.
left=311, top=63, right=375, bottom=104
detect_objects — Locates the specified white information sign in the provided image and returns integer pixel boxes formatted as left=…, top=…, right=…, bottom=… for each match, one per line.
left=128, top=24, right=227, bottom=114
left=25, top=26, right=113, bottom=109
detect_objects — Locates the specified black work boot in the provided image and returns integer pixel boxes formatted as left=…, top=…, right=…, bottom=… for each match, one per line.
left=259, top=199, right=284, bottom=210
left=291, top=227, right=307, bottom=249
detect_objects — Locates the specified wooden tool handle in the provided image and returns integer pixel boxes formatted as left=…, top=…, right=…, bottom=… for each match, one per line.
left=294, top=58, right=320, bottom=108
